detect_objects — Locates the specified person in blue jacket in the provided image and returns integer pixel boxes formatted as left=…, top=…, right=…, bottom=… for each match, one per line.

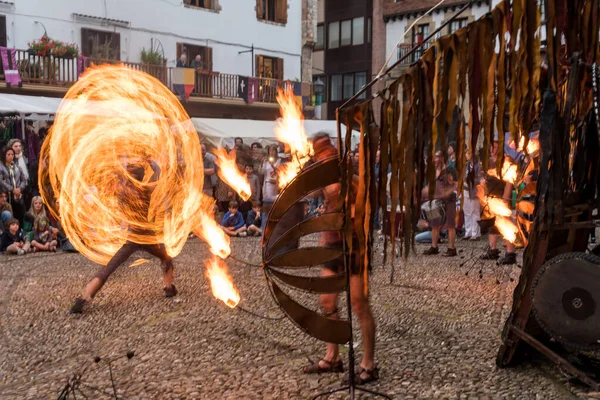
left=220, top=200, right=247, bottom=237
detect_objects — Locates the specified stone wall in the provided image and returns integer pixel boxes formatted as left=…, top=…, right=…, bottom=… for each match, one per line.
left=302, top=0, right=318, bottom=83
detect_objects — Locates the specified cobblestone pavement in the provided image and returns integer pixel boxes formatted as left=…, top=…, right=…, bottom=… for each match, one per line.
left=0, top=236, right=597, bottom=399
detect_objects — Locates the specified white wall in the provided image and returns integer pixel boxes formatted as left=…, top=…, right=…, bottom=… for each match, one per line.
left=385, top=18, right=407, bottom=61
left=0, top=0, right=302, bottom=80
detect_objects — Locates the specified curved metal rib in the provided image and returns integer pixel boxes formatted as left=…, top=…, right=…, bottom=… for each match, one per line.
left=270, top=280, right=351, bottom=344
left=265, top=213, right=345, bottom=259
left=266, top=247, right=343, bottom=268
left=264, top=157, right=341, bottom=244
left=268, top=268, right=347, bottom=293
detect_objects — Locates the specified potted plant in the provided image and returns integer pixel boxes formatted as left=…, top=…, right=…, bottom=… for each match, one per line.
left=54, top=42, right=79, bottom=58
left=27, top=35, right=54, bottom=57
left=140, top=48, right=166, bottom=65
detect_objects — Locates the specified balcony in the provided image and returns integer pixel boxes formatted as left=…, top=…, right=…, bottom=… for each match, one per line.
left=0, top=49, right=312, bottom=106
left=396, top=41, right=434, bottom=67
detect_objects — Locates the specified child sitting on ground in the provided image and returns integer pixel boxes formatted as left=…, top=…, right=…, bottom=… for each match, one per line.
left=245, top=202, right=263, bottom=237
left=220, top=201, right=247, bottom=237
left=1, top=218, right=31, bottom=255
left=31, top=216, right=58, bottom=252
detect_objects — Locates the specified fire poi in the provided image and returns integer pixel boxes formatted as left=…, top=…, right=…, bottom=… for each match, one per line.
left=38, top=65, right=240, bottom=312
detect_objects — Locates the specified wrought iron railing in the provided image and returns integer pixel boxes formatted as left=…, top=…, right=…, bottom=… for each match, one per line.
left=0, top=50, right=312, bottom=104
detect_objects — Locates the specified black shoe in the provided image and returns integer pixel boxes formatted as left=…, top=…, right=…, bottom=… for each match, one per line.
left=442, top=248, right=457, bottom=257
left=498, top=252, right=517, bottom=265
left=70, top=297, right=87, bottom=314
left=423, top=246, right=439, bottom=255
left=164, top=285, right=178, bottom=298
left=480, top=249, right=501, bottom=260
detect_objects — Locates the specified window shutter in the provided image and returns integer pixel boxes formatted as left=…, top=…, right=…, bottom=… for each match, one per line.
left=255, top=55, right=262, bottom=77
left=81, top=28, right=91, bottom=57
left=256, top=0, right=263, bottom=19
left=113, top=32, right=121, bottom=60
left=206, top=47, right=213, bottom=71
left=0, top=16, right=6, bottom=47
left=176, top=43, right=184, bottom=59
left=204, top=0, right=212, bottom=9
left=275, top=58, right=284, bottom=80
left=275, top=0, right=287, bottom=24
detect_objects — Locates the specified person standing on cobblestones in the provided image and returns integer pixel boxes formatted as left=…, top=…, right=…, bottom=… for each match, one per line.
left=302, top=133, right=379, bottom=385
left=70, top=160, right=177, bottom=314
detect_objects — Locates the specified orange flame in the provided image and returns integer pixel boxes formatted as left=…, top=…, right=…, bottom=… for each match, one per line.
left=39, top=65, right=210, bottom=265
left=494, top=216, right=519, bottom=244
left=518, top=137, right=540, bottom=155
left=488, top=160, right=518, bottom=185
left=275, top=87, right=313, bottom=189
left=194, top=211, right=231, bottom=259
left=486, top=198, right=512, bottom=217
left=214, top=148, right=252, bottom=201
left=204, top=256, right=240, bottom=308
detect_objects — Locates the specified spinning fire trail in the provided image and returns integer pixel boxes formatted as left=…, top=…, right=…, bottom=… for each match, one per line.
left=40, top=65, right=240, bottom=308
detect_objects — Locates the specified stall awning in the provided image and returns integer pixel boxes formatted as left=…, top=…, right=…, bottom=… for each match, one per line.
left=0, top=93, right=62, bottom=115
left=192, top=118, right=360, bottom=149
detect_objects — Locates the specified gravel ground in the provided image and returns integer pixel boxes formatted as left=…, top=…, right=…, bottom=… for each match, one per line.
left=0, top=235, right=597, bottom=399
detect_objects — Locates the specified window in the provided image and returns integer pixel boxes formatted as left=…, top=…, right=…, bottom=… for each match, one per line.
left=341, top=20, right=352, bottom=46
left=81, top=28, right=121, bottom=60
left=412, top=23, right=430, bottom=61
left=256, top=55, right=284, bottom=80
left=184, top=0, right=215, bottom=9
left=449, top=18, right=467, bottom=34
left=256, top=0, right=287, bottom=24
left=331, top=74, right=343, bottom=101
left=328, top=21, right=340, bottom=49
left=352, top=17, right=364, bottom=46
left=329, top=18, right=365, bottom=49
left=0, top=15, right=6, bottom=48
left=330, top=72, right=367, bottom=101
left=355, top=71, right=367, bottom=99
left=177, top=43, right=213, bottom=70
left=315, top=24, right=325, bottom=51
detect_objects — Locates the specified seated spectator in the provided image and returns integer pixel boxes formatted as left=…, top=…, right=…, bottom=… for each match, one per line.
left=31, top=216, right=58, bottom=252
left=1, top=218, right=30, bottom=255
left=220, top=201, right=247, bottom=237
left=245, top=201, right=263, bottom=237
left=23, top=195, right=57, bottom=237
left=0, top=189, right=13, bottom=232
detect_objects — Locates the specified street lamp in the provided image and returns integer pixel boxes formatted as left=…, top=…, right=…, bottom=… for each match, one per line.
left=313, top=77, right=325, bottom=119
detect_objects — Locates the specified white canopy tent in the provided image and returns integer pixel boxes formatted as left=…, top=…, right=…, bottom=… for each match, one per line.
left=192, top=118, right=360, bottom=149
left=0, top=94, right=359, bottom=149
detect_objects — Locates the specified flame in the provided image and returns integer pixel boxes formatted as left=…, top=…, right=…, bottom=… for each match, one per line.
left=214, top=147, right=251, bottom=201
left=486, top=198, right=512, bottom=217
left=517, top=136, right=540, bottom=155
left=488, top=160, right=518, bottom=185
left=275, top=87, right=313, bottom=188
left=204, top=256, right=240, bottom=308
left=39, top=65, right=211, bottom=265
left=129, top=258, right=149, bottom=268
left=494, top=216, right=519, bottom=244
left=194, top=211, right=231, bottom=259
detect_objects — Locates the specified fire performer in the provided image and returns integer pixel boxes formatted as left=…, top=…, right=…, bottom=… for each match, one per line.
left=302, top=133, right=379, bottom=384
left=70, top=159, right=177, bottom=314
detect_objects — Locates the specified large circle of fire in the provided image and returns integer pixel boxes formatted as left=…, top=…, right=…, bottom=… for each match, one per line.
left=39, top=65, right=210, bottom=265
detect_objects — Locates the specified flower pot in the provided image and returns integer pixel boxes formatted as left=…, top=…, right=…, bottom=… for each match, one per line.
left=27, top=48, right=37, bottom=56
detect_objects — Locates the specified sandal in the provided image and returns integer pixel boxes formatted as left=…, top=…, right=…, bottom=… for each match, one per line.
left=303, top=358, right=344, bottom=374
left=343, top=366, right=380, bottom=385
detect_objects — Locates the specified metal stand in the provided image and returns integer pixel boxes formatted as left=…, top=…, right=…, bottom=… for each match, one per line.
left=311, top=240, right=392, bottom=400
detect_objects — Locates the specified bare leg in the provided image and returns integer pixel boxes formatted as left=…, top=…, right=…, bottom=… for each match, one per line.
left=448, top=227, right=456, bottom=249
left=489, top=234, right=498, bottom=250
left=431, top=227, right=440, bottom=248
left=350, top=274, right=376, bottom=371
left=248, top=225, right=262, bottom=235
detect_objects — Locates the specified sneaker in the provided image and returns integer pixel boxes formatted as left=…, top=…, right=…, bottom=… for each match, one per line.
left=462, top=236, right=472, bottom=241
left=442, top=248, right=457, bottom=257
left=480, top=249, right=501, bottom=260
left=470, top=237, right=481, bottom=241
left=70, top=297, right=88, bottom=314
left=498, top=252, right=517, bottom=265
left=254, top=231, right=262, bottom=237
left=237, top=232, right=247, bottom=237
left=17, top=249, right=25, bottom=255
left=164, top=285, right=178, bottom=298
left=423, top=246, right=439, bottom=255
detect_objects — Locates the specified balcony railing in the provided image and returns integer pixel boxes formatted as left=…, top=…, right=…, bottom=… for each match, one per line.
left=0, top=50, right=311, bottom=105
left=396, top=41, right=434, bottom=66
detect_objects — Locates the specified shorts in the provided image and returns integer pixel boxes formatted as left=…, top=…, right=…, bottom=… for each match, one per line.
left=322, top=237, right=360, bottom=275
left=430, top=200, right=456, bottom=229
